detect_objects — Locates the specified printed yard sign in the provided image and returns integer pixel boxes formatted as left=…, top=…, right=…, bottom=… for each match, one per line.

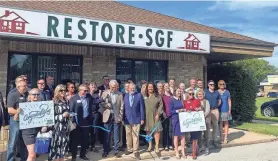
left=179, top=111, right=206, bottom=132
left=0, top=6, right=210, bottom=53
left=19, top=101, right=55, bottom=130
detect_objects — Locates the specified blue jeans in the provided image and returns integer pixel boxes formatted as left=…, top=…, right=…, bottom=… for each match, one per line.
left=103, top=116, right=121, bottom=153
left=6, top=117, right=27, bottom=161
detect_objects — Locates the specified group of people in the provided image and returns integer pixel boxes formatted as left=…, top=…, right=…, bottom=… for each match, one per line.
left=3, top=74, right=232, bottom=161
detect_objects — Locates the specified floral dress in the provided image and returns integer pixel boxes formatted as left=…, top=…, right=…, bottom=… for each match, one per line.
left=48, top=100, right=70, bottom=160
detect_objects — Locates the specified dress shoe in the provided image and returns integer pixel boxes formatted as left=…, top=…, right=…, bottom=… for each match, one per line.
left=102, top=153, right=108, bottom=158
left=90, top=147, right=99, bottom=152
left=115, top=152, right=122, bottom=158
left=125, top=151, right=133, bottom=155
left=134, top=152, right=141, bottom=160
left=80, top=156, right=90, bottom=160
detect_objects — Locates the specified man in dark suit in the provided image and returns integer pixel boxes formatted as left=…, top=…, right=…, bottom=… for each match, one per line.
left=123, top=83, right=145, bottom=160
left=98, top=75, right=110, bottom=91
left=44, top=75, right=55, bottom=98
left=69, top=84, right=92, bottom=161
left=37, top=79, right=51, bottom=101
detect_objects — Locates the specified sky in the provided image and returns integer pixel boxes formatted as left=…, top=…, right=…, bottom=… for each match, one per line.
left=121, top=1, right=278, bottom=67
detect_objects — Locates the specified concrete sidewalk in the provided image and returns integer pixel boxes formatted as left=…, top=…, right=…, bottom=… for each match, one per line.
left=1, top=128, right=277, bottom=161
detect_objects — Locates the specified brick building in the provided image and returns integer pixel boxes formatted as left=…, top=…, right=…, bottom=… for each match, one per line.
left=0, top=1, right=275, bottom=97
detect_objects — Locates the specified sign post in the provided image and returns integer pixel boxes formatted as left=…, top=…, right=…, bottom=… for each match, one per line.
left=19, top=101, right=55, bottom=130
left=178, top=111, right=206, bottom=132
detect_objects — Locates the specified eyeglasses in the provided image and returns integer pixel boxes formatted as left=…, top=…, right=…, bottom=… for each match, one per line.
left=31, top=93, right=40, bottom=96
left=209, top=84, right=215, bottom=86
left=37, top=82, right=45, bottom=85
left=69, top=86, right=75, bottom=89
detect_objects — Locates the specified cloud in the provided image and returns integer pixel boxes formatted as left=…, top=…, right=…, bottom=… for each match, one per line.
left=209, top=1, right=278, bottom=11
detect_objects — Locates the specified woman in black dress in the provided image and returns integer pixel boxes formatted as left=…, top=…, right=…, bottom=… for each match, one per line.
left=48, top=84, right=71, bottom=161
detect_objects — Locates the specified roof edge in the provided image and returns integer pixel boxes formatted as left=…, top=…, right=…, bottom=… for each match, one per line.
left=211, top=36, right=276, bottom=47
left=117, top=2, right=276, bottom=46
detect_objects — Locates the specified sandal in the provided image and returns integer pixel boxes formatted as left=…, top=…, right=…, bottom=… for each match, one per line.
left=176, top=153, right=180, bottom=159
left=224, top=138, right=228, bottom=144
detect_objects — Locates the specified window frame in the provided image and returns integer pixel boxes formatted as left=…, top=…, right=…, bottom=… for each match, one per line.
left=116, top=57, right=168, bottom=84
left=7, top=52, right=83, bottom=95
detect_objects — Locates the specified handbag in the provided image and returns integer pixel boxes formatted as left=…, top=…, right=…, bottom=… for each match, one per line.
left=35, top=132, right=52, bottom=154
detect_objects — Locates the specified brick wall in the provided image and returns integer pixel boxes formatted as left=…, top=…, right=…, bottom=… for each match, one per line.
left=0, top=38, right=206, bottom=96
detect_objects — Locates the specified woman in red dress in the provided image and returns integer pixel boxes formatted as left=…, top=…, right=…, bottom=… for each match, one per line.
left=183, top=89, right=201, bottom=160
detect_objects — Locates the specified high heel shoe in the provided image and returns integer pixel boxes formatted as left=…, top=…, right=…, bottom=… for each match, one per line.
left=147, top=142, right=152, bottom=152
left=176, top=153, right=180, bottom=159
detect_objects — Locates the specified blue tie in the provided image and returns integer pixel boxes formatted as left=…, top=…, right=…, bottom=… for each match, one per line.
left=130, top=94, right=134, bottom=107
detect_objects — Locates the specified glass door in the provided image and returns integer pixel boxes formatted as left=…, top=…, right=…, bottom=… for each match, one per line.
left=37, top=56, right=57, bottom=84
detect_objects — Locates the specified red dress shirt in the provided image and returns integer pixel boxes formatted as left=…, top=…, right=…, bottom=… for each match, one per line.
left=183, top=98, right=201, bottom=111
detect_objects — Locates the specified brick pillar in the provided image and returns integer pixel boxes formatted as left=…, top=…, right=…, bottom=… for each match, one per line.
left=0, top=39, right=8, bottom=98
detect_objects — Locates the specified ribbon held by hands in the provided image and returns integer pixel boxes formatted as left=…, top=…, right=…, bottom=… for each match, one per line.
left=70, top=113, right=111, bottom=133
left=138, top=116, right=171, bottom=143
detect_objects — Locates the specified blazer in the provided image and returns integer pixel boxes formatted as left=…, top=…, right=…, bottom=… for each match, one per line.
left=123, top=92, right=145, bottom=125
left=39, top=89, right=51, bottom=101
left=98, top=84, right=109, bottom=91
left=0, top=92, right=8, bottom=126
left=69, top=93, right=93, bottom=125
left=99, top=90, right=124, bottom=123
left=44, top=84, right=55, bottom=98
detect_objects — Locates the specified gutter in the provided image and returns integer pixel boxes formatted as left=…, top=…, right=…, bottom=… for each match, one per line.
left=211, top=36, right=276, bottom=48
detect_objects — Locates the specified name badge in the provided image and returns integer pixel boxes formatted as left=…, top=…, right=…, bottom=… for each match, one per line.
left=77, top=100, right=81, bottom=103
left=19, top=97, right=24, bottom=100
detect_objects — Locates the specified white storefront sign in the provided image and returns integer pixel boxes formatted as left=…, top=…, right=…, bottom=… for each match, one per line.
left=19, top=101, right=55, bottom=130
left=0, top=6, right=210, bottom=53
left=179, top=111, right=207, bottom=132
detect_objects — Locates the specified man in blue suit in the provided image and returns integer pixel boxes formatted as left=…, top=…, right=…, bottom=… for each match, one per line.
left=123, top=83, right=145, bottom=160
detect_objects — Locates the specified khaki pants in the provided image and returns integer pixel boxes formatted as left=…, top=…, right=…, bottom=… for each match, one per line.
left=125, top=124, right=140, bottom=153
left=210, top=109, right=220, bottom=141
left=199, top=114, right=211, bottom=148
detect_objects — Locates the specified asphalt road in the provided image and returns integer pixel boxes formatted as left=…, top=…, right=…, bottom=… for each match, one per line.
left=145, top=141, right=278, bottom=161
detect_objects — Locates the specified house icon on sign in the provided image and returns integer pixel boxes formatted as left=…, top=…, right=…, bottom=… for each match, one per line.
left=184, top=34, right=200, bottom=50
left=177, top=33, right=206, bottom=51
left=0, top=10, right=28, bottom=34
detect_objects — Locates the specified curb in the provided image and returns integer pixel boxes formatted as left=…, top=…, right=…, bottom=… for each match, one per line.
left=1, top=138, right=277, bottom=161
left=98, top=138, right=278, bottom=161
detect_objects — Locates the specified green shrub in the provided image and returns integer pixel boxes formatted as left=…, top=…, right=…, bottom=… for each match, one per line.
left=207, top=63, right=257, bottom=122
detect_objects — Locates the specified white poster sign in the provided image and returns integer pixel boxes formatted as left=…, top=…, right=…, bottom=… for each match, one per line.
left=0, top=6, right=210, bottom=53
left=19, top=101, right=55, bottom=130
left=179, top=111, right=207, bottom=132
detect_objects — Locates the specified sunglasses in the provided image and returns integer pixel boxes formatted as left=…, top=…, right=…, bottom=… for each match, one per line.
left=220, top=84, right=225, bottom=85
left=31, top=93, right=40, bottom=96
left=209, top=84, right=215, bottom=86
left=83, top=90, right=89, bottom=92
left=37, top=82, right=45, bottom=85
left=69, top=86, right=75, bottom=89
left=188, top=93, right=194, bottom=96
left=59, top=90, right=66, bottom=92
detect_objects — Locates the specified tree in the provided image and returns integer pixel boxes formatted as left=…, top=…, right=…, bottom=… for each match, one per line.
left=232, top=59, right=278, bottom=84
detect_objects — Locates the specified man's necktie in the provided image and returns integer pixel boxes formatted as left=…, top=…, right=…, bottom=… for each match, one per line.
left=130, top=95, right=134, bottom=107
left=42, top=92, right=46, bottom=101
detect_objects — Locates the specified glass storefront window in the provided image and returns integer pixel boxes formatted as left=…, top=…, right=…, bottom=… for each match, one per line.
left=116, top=58, right=168, bottom=86
left=8, top=54, right=33, bottom=90
left=8, top=53, right=82, bottom=93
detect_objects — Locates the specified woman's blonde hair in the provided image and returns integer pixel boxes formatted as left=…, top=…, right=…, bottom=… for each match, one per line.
left=28, top=88, right=40, bottom=101
left=53, top=84, right=66, bottom=103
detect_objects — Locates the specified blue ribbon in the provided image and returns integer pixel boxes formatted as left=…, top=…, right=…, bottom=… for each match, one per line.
left=138, top=116, right=171, bottom=143
left=70, top=113, right=111, bottom=133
